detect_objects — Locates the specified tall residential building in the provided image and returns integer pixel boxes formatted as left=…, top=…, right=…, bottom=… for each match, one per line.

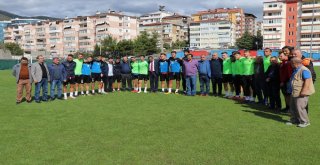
left=263, top=0, right=320, bottom=52
left=4, top=11, right=138, bottom=57
left=189, top=19, right=236, bottom=49
left=138, top=12, right=190, bottom=47
left=139, top=11, right=174, bottom=25
left=0, top=18, right=42, bottom=41
left=244, top=13, right=257, bottom=35
left=191, top=7, right=245, bottom=38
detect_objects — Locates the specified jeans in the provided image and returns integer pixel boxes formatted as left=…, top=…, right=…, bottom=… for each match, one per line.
left=50, top=80, right=63, bottom=99
left=186, top=75, right=197, bottom=96
left=35, top=78, right=48, bottom=101
left=199, top=74, right=210, bottom=94
left=149, top=71, right=159, bottom=92
left=121, top=73, right=132, bottom=90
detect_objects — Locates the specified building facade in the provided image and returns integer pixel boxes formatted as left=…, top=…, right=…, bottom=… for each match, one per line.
left=263, top=0, right=320, bottom=52
left=191, top=8, right=245, bottom=39
left=189, top=19, right=236, bottom=49
left=244, top=13, right=257, bottom=35
left=4, top=12, right=138, bottom=57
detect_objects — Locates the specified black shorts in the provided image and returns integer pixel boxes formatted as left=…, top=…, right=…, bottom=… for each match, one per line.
left=113, top=75, right=122, bottom=82
left=75, top=75, right=82, bottom=84
left=138, top=74, right=149, bottom=81
left=132, top=73, right=139, bottom=80
left=160, top=73, right=169, bottom=81
left=222, top=74, right=233, bottom=83
left=63, top=76, right=76, bottom=86
left=81, top=75, right=91, bottom=84
left=169, top=72, right=181, bottom=81
left=91, top=73, right=101, bottom=82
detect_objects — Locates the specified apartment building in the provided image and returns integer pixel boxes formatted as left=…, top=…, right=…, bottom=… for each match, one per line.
left=189, top=19, right=236, bottom=49
left=263, top=0, right=320, bottom=52
left=139, top=22, right=186, bottom=46
left=191, top=7, right=245, bottom=39
left=139, top=11, right=174, bottom=25
left=4, top=11, right=138, bottom=57
left=244, top=13, right=257, bottom=35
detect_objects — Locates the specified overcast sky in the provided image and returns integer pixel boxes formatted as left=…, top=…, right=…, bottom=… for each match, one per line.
left=2, top=0, right=264, bottom=20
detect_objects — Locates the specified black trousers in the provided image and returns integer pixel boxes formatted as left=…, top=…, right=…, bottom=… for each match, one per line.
left=103, top=76, right=113, bottom=92
left=243, top=75, right=254, bottom=97
left=149, top=71, right=159, bottom=92
left=211, top=77, right=222, bottom=95
left=234, top=75, right=243, bottom=96
left=182, top=75, right=186, bottom=91
left=268, top=82, right=281, bottom=109
left=254, top=78, right=265, bottom=103
left=121, top=73, right=132, bottom=90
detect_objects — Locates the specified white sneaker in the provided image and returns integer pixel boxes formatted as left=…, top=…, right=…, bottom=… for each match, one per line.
left=64, top=96, right=67, bottom=100
left=144, top=91, right=148, bottom=93
left=70, top=96, right=76, bottom=99
left=101, top=91, right=107, bottom=94
left=285, top=122, right=294, bottom=126
left=297, top=123, right=310, bottom=128
left=137, top=91, right=142, bottom=93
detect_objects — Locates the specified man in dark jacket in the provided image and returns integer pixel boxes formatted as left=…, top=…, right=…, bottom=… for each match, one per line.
left=62, top=54, right=76, bottom=99
left=148, top=56, right=159, bottom=92
left=48, top=57, right=66, bottom=100
left=113, top=57, right=122, bottom=91
left=101, top=57, right=109, bottom=93
left=210, top=53, right=223, bottom=96
left=120, top=56, right=132, bottom=91
left=265, top=57, right=281, bottom=112
left=181, top=50, right=189, bottom=94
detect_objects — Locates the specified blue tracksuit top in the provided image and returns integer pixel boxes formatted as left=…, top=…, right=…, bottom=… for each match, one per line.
left=82, top=62, right=91, bottom=76
left=169, top=57, right=181, bottom=73
left=159, top=59, right=169, bottom=73
left=91, top=60, right=102, bottom=73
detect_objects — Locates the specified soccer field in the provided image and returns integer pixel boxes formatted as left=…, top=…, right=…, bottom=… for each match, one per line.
left=0, top=70, right=319, bottom=165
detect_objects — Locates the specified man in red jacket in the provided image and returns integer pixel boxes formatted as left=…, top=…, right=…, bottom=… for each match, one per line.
left=279, top=52, right=293, bottom=112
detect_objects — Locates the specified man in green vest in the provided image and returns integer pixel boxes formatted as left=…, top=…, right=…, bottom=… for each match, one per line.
left=138, top=55, right=149, bottom=93
left=73, top=53, right=84, bottom=96
left=222, top=52, right=234, bottom=98
left=233, top=51, right=244, bottom=98
left=242, top=50, right=255, bottom=103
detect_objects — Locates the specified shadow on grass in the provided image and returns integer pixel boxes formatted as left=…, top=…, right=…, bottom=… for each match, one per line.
left=231, top=100, right=288, bottom=123
left=242, top=110, right=287, bottom=123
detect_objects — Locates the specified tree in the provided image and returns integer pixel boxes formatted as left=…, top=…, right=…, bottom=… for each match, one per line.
left=100, top=35, right=118, bottom=56
left=172, top=40, right=188, bottom=49
left=163, top=43, right=171, bottom=50
left=133, top=31, right=160, bottom=56
left=4, top=42, right=24, bottom=55
left=253, top=30, right=263, bottom=50
left=236, top=31, right=254, bottom=50
left=93, top=44, right=101, bottom=57
left=117, top=39, right=134, bottom=57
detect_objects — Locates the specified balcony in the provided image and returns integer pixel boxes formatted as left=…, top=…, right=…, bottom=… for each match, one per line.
left=302, top=3, right=320, bottom=9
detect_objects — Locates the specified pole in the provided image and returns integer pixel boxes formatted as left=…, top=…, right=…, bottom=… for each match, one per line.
left=309, top=0, right=315, bottom=58
left=159, top=5, right=165, bottom=53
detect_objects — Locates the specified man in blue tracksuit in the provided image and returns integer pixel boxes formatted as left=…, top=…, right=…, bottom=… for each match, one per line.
left=158, top=53, right=169, bottom=92
left=91, top=55, right=103, bottom=94
left=48, top=57, right=66, bottom=100
left=198, top=55, right=211, bottom=96
left=167, top=51, right=183, bottom=94
left=81, top=56, right=92, bottom=95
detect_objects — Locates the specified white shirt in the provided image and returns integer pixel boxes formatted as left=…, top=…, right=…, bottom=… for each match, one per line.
left=108, top=63, right=113, bottom=76
left=149, top=61, right=155, bottom=71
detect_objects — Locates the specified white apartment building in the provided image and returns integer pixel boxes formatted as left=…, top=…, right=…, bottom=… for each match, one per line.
left=189, top=20, right=236, bottom=49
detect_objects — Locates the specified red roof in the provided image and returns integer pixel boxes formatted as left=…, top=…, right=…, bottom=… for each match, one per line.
left=190, top=50, right=209, bottom=56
